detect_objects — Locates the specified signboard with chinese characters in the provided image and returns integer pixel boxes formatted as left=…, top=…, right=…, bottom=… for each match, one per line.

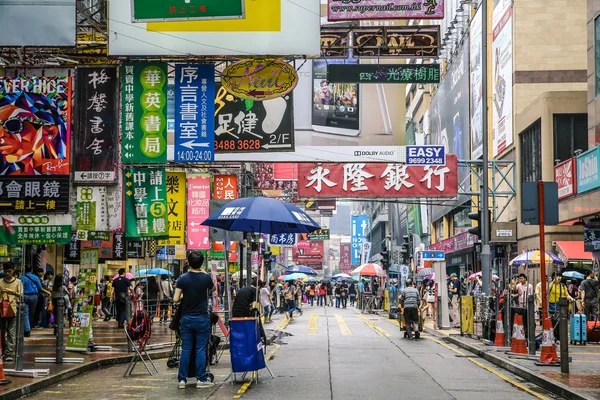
left=0, top=176, right=69, bottom=212
left=112, top=232, right=126, bottom=260
left=307, top=229, right=330, bottom=241
left=327, top=64, right=440, bottom=84
left=158, top=172, right=186, bottom=246
left=215, top=84, right=294, bottom=153
left=352, top=26, right=440, bottom=58
left=127, top=240, right=143, bottom=258
left=221, top=59, right=299, bottom=101
left=0, top=76, right=71, bottom=175
left=132, top=0, right=244, bottom=22
left=584, top=228, right=600, bottom=252
left=269, top=233, right=296, bottom=246
left=339, top=243, right=351, bottom=272
left=76, top=186, right=108, bottom=235
left=124, top=168, right=169, bottom=239
left=554, top=157, right=577, bottom=200
left=298, top=156, right=458, bottom=198
left=213, top=175, right=238, bottom=200
left=351, top=215, right=369, bottom=265
left=75, top=67, right=117, bottom=183
left=327, top=0, right=444, bottom=21
left=0, top=214, right=72, bottom=245
left=81, top=236, right=114, bottom=259
left=174, top=65, right=215, bottom=162
left=121, top=63, right=168, bottom=164
left=187, top=173, right=211, bottom=249
left=64, top=232, right=81, bottom=264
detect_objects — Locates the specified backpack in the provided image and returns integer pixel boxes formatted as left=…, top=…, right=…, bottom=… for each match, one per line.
left=127, top=310, right=152, bottom=349
left=105, top=281, right=114, bottom=298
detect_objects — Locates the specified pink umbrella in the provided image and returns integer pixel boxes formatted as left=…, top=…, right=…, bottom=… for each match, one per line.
left=468, top=271, right=499, bottom=281
left=425, top=273, right=450, bottom=280
left=351, top=263, right=385, bottom=277
left=113, top=272, right=134, bottom=280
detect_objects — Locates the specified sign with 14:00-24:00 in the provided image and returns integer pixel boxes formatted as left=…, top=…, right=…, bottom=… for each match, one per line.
left=221, top=59, right=299, bottom=102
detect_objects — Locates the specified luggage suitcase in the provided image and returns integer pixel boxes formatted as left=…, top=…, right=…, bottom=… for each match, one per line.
left=587, top=319, right=600, bottom=343
left=570, top=313, right=587, bottom=345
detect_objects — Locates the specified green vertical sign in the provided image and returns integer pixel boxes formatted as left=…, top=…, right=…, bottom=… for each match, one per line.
left=122, top=63, right=168, bottom=164
left=124, top=167, right=169, bottom=239
left=66, top=248, right=99, bottom=351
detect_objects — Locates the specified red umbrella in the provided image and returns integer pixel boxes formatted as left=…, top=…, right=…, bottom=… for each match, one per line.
left=351, top=263, right=385, bottom=277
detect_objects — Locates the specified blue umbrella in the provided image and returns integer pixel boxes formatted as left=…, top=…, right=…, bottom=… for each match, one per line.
left=283, top=273, right=308, bottom=281
left=144, top=268, right=173, bottom=277
left=285, top=265, right=318, bottom=276
left=201, top=197, right=320, bottom=234
left=562, top=270, right=585, bottom=280
left=134, top=269, right=149, bottom=277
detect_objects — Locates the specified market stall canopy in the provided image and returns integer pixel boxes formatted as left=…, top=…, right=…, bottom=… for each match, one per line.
left=554, top=241, right=592, bottom=263
left=351, top=263, right=385, bottom=277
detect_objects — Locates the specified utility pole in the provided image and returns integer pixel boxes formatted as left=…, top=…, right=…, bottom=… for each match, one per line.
left=481, top=0, right=492, bottom=295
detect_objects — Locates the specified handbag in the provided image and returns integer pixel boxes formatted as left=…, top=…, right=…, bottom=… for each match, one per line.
left=47, top=300, right=54, bottom=312
left=1, top=293, right=15, bottom=319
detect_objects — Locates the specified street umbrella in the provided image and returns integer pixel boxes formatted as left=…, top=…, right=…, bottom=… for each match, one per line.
left=232, top=271, right=257, bottom=279
left=134, top=269, right=148, bottom=277
left=113, top=272, right=134, bottom=280
left=283, top=273, right=308, bottom=281
left=201, top=197, right=320, bottom=234
left=416, top=268, right=434, bottom=279
left=352, top=263, right=385, bottom=277
left=332, top=273, right=352, bottom=280
left=563, top=270, right=585, bottom=280
left=468, top=271, right=499, bottom=281
left=144, top=268, right=173, bottom=277
left=509, top=250, right=564, bottom=266
left=425, top=273, right=450, bottom=281
left=285, top=265, right=318, bottom=276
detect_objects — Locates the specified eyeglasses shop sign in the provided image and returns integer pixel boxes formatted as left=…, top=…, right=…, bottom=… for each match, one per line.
left=577, top=147, right=600, bottom=194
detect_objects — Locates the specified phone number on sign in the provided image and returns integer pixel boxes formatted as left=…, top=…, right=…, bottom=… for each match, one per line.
left=406, top=157, right=445, bottom=165
left=175, top=150, right=213, bottom=162
left=216, top=140, right=261, bottom=151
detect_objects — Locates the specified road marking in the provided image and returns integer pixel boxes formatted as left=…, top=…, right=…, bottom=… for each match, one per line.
left=428, top=337, right=550, bottom=400
left=334, top=314, right=352, bottom=336
left=357, top=314, right=392, bottom=337
left=116, top=395, right=147, bottom=398
left=388, top=319, right=400, bottom=327
left=233, top=373, right=255, bottom=398
left=308, top=314, right=318, bottom=335
left=44, top=391, right=62, bottom=394
left=120, top=385, right=159, bottom=389
left=275, top=317, right=290, bottom=331
left=132, top=378, right=168, bottom=381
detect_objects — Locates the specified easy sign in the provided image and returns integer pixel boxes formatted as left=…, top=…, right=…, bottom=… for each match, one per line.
left=406, top=145, right=446, bottom=166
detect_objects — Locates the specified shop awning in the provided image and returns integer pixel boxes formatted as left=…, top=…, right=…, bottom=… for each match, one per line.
left=554, top=241, right=592, bottom=262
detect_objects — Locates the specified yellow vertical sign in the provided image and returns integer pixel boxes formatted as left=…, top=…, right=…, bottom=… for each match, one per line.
left=460, top=296, right=474, bottom=335
left=159, top=172, right=186, bottom=246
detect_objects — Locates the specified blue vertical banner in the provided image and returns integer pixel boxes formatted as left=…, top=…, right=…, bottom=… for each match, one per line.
left=351, top=214, right=369, bottom=265
left=174, top=64, right=215, bottom=162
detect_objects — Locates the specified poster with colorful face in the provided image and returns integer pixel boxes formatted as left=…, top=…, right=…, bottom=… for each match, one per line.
left=0, top=76, right=71, bottom=175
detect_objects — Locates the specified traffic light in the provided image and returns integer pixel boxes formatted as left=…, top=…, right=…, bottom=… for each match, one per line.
left=380, top=242, right=390, bottom=270
left=262, top=249, right=272, bottom=271
left=468, top=210, right=491, bottom=240
left=400, top=235, right=411, bottom=265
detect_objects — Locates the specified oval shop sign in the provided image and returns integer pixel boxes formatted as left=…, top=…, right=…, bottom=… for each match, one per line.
left=221, top=58, right=298, bottom=101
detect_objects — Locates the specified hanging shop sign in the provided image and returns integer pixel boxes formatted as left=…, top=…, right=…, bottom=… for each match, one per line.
left=351, top=214, right=369, bottom=265
left=187, top=173, right=211, bottom=250
left=292, top=240, right=324, bottom=263
left=554, top=157, right=577, bottom=200
left=584, top=228, right=600, bottom=252
left=269, top=233, right=296, bottom=246
left=0, top=176, right=69, bottom=212
left=112, top=232, right=126, bottom=260
left=0, top=76, right=71, bottom=175
left=215, top=84, right=294, bottom=153
left=124, top=168, right=169, bottom=240
left=158, top=172, right=186, bottom=246
left=327, top=64, right=440, bottom=84
left=221, top=59, right=299, bottom=101
left=121, top=63, right=168, bottom=164
left=0, top=214, right=72, bottom=245
left=352, top=26, right=440, bottom=58
left=75, top=67, right=117, bottom=183
left=76, top=186, right=108, bottom=235
left=307, top=229, right=330, bottom=241
left=127, top=240, right=143, bottom=258
left=339, top=243, right=351, bottom=272
left=174, top=65, right=215, bottom=162
left=298, top=155, right=458, bottom=198
left=327, top=0, right=444, bottom=21
left=131, top=0, right=244, bottom=22
left=213, top=175, right=238, bottom=200
left=577, top=147, right=600, bottom=194
left=320, top=29, right=351, bottom=58
left=81, top=236, right=114, bottom=259
left=64, top=232, right=81, bottom=264
left=107, top=172, right=123, bottom=231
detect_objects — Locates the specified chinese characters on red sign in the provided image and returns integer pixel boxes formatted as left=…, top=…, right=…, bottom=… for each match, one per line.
left=297, top=155, right=458, bottom=198
left=554, top=157, right=577, bottom=200
left=339, top=243, right=352, bottom=272
left=187, top=173, right=210, bottom=249
left=213, top=175, right=238, bottom=200
left=169, top=4, right=207, bottom=15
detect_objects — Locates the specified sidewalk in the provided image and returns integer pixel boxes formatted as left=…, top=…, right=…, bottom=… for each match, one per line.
left=424, top=320, right=600, bottom=400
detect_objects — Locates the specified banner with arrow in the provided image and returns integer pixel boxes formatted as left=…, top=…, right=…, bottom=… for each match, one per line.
left=0, top=214, right=72, bottom=245
left=214, top=84, right=294, bottom=154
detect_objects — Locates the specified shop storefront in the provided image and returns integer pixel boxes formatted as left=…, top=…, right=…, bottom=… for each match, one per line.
left=428, top=232, right=479, bottom=278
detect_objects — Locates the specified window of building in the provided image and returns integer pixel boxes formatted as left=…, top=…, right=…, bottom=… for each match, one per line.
left=435, top=219, right=445, bottom=241
left=553, top=114, right=587, bottom=163
left=596, top=16, right=600, bottom=97
left=520, top=119, right=541, bottom=182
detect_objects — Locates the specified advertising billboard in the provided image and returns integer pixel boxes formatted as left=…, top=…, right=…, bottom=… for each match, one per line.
left=577, top=147, right=600, bottom=194
left=470, top=7, right=484, bottom=160
left=554, top=157, right=577, bottom=200
left=131, top=0, right=244, bottom=22
left=351, top=215, right=369, bottom=265
left=327, top=0, right=444, bottom=21
left=108, top=0, right=320, bottom=56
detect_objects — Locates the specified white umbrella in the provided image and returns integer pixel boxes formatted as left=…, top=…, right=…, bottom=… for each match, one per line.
left=231, top=271, right=257, bottom=279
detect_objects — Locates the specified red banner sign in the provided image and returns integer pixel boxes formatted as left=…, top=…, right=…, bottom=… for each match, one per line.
left=297, top=155, right=458, bottom=198
left=292, top=240, right=324, bottom=263
left=554, top=157, right=577, bottom=200
left=339, top=243, right=351, bottom=272
left=213, top=175, right=238, bottom=200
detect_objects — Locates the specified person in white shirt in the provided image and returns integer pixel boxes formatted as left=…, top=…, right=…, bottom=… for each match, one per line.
left=259, top=280, right=274, bottom=323
left=158, top=274, right=173, bottom=323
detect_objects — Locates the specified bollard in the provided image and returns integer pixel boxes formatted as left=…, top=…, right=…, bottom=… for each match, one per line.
left=559, top=298, right=569, bottom=373
left=14, top=301, right=25, bottom=371
left=55, top=297, right=64, bottom=364
left=527, top=295, right=536, bottom=355
left=125, top=296, right=133, bottom=353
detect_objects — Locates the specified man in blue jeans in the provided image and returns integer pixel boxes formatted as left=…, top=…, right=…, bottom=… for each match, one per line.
left=173, top=251, right=216, bottom=389
left=20, top=265, right=42, bottom=337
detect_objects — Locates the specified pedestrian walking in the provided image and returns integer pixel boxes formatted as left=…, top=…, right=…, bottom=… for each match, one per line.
left=308, top=284, right=315, bottom=306
left=349, top=283, right=357, bottom=306
left=334, top=283, right=341, bottom=308
left=548, top=273, right=573, bottom=316
left=340, top=280, right=348, bottom=308
left=513, top=273, right=533, bottom=337
left=20, top=264, right=42, bottom=337
left=173, top=251, right=216, bottom=389
left=112, top=268, right=131, bottom=329
left=102, top=275, right=113, bottom=321
left=0, top=262, right=22, bottom=362
left=318, top=282, right=326, bottom=306
left=260, top=280, right=274, bottom=323
left=401, top=279, right=420, bottom=339
left=283, top=282, right=297, bottom=320
left=449, top=273, right=460, bottom=328
left=326, top=282, right=333, bottom=307
left=579, top=271, right=599, bottom=321
left=146, top=276, right=160, bottom=320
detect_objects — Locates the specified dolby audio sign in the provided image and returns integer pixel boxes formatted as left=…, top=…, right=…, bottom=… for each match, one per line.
left=327, top=64, right=440, bottom=84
